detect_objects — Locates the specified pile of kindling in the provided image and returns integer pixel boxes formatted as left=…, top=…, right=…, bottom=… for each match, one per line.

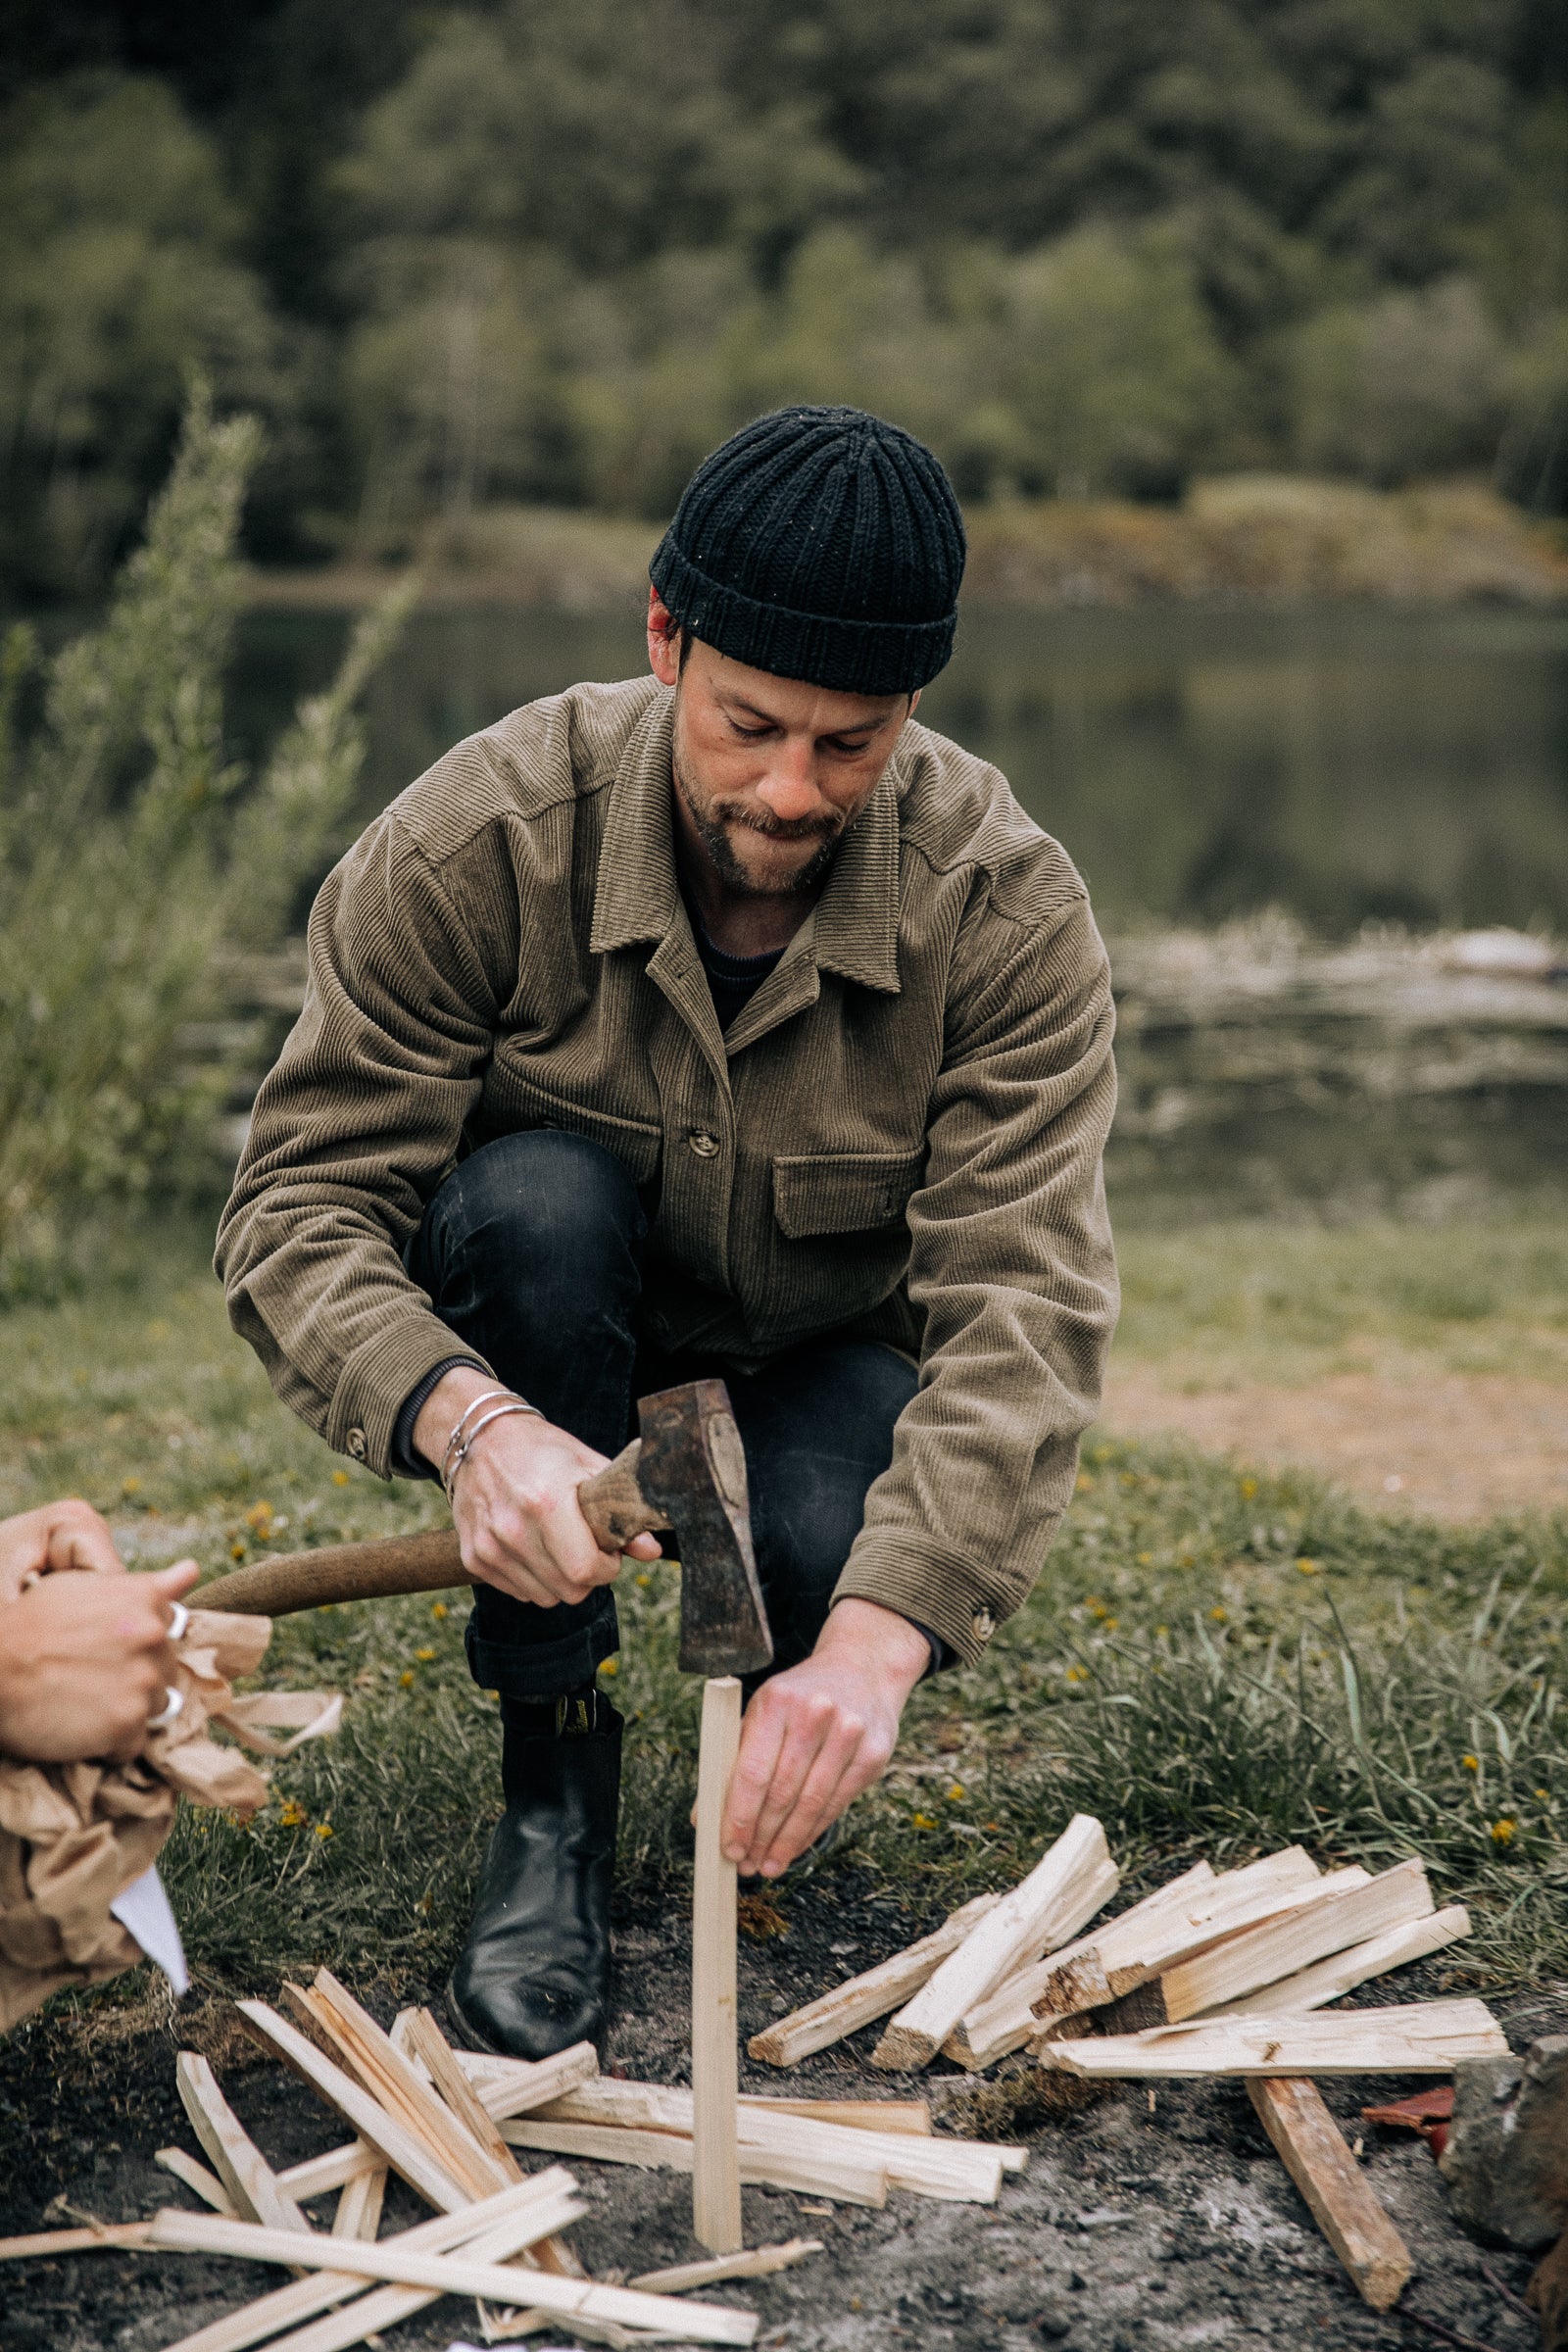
left=750, top=1814, right=1502, bottom=2316
left=0, top=1965, right=1027, bottom=2351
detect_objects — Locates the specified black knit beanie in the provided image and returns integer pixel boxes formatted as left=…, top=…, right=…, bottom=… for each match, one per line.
left=650, top=406, right=965, bottom=697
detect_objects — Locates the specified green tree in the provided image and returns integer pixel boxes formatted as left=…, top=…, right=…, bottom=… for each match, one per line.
left=0, top=74, right=285, bottom=597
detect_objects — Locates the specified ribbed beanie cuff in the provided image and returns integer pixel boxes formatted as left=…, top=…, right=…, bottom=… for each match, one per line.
left=651, top=406, right=965, bottom=697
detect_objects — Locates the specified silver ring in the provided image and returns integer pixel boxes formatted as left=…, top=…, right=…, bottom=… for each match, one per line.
left=166, top=1601, right=190, bottom=1642
left=147, top=1686, right=184, bottom=1732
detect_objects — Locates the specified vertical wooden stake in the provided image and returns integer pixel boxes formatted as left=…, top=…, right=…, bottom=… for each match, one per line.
left=692, top=1675, right=743, bottom=2255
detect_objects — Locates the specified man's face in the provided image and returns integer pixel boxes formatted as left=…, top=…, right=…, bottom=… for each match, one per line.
left=648, top=589, right=916, bottom=900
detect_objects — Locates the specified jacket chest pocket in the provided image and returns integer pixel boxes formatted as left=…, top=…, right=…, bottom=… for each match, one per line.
left=771, top=1150, right=926, bottom=1239
left=501, top=1070, right=662, bottom=1186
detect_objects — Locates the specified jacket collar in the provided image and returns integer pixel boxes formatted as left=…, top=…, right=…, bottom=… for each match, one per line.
left=590, top=687, right=904, bottom=999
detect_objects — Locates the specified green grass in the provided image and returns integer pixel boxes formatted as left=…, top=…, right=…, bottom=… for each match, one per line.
left=1114, top=1212, right=1568, bottom=1386
left=4, top=1211, right=1567, bottom=2001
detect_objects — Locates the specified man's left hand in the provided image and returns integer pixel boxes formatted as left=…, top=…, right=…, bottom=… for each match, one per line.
left=721, top=1598, right=929, bottom=1879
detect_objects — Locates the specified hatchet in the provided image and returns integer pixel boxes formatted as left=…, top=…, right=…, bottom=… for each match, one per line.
left=193, top=1376, right=769, bottom=2253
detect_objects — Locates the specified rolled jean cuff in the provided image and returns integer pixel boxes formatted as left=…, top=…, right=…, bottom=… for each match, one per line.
left=465, top=1599, right=620, bottom=1699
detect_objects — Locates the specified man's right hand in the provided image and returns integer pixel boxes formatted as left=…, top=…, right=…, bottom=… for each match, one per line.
left=0, top=1558, right=200, bottom=1764
left=415, top=1366, right=662, bottom=1609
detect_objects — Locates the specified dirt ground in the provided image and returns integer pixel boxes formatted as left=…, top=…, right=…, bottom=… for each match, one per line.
left=0, top=1875, right=1557, bottom=2352
left=1102, top=1366, right=1568, bottom=1522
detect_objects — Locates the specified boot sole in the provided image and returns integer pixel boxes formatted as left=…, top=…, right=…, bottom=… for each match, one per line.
left=443, top=1976, right=512, bottom=2058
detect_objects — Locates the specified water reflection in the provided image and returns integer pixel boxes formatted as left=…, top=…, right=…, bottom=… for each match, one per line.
left=231, top=600, right=1568, bottom=937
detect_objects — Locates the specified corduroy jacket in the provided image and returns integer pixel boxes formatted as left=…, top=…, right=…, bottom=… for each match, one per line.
left=217, top=675, right=1118, bottom=1665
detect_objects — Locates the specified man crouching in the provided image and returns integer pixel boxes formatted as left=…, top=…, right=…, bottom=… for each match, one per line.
left=217, top=406, right=1118, bottom=2059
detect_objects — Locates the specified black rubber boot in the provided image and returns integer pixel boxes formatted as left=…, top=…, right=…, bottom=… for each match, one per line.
left=446, top=1690, right=621, bottom=2060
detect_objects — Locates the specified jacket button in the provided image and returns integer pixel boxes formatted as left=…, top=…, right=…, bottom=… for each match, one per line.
left=971, top=1608, right=996, bottom=1643
left=345, top=1427, right=368, bottom=1462
left=688, top=1129, right=719, bottom=1158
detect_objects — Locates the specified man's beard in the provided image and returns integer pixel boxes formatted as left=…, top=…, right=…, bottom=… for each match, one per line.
left=672, top=740, right=846, bottom=900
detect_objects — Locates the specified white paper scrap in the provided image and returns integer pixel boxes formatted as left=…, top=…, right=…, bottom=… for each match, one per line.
left=110, top=1864, right=189, bottom=1994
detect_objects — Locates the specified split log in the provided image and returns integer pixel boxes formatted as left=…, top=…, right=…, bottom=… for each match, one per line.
left=945, top=1863, right=1217, bottom=2070
left=1249, top=2076, right=1412, bottom=2312
left=145, top=2209, right=760, bottom=2346
left=1029, top=1856, right=1365, bottom=2029
left=745, top=2096, right=930, bottom=2134
left=1041, top=1997, right=1507, bottom=2079
left=745, top=1890, right=1001, bottom=2067
left=534, top=2078, right=1014, bottom=2201
left=692, top=1675, right=743, bottom=2255
left=1103, top=1860, right=1435, bottom=2029
left=130, top=2176, right=580, bottom=2352
left=630, top=2237, right=825, bottom=2292
left=872, top=1815, right=1116, bottom=2070
left=1210, top=1905, right=1470, bottom=2018
left=504, top=2117, right=889, bottom=2208
left=401, top=2007, right=524, bottom=2181
left=450, top=2039, right=601, bottom=2122
left=156, top=2148, right=238, bottom=2215
left=0, top=2223, right=153, bottom=2259
left=236, top=1999, right=472, bottom=2213
left=298, top=1971, right=511, bottom=2199
left=176, top=2052, right=312, bottom=2235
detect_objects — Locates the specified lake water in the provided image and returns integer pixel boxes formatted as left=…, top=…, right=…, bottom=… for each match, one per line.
left=232, top=600, right=1568, bottom=1213
left=234, top=600, right=1568, bottom=937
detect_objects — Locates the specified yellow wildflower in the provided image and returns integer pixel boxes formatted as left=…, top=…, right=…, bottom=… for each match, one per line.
left=600, top=1657, right=619, bottom=1676
left=278, top=1799, right=307, bottom=1829
left=1240, top=1476, right=1258, bottom=1500
left=1210, top=1606, right=1228, bottom=1623
left=229, top=1541, right=246, bottom=1561
left=1103, top=1617, right=1119, bottom=1632
left=1075, top=1471, right=1096, bottom=1494
left=415, top=1646, right=435, bottom=1663
left=315, top=1822, right=334, bottom=1840
left=244, top=1500, right=274, bottom=1535
left=1537, top=1788, right=1550, bottom=1800
left=332, top=1469, right=350, bottom=1487
left=1136, top=1552, right=1152, bottom=1568
left=947, top=1785, right=965, bottom=1802
left=122, top=1476, right=142, bottom=1496
left=912, top=1813, right=937, bottom=1831
left=398, top=1670, right=415, bottom=1689
left=1064, top=1664, right=1089, bottom=1684
left=431, top=1601, right=448, bottom=1621
left=1461, top=1754, right=1480, bottom=1772
left=1491, top=1818, right=1517, bottom=1845
left=634, top=1572, right=652, bottom=1589
left=1296, top=1558, right=1319, bottom=1576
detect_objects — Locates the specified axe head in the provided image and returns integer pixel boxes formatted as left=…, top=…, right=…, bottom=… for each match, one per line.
left=636, top=1380, right=773, bottom=1678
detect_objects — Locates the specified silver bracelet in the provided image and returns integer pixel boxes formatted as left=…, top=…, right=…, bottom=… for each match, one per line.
left=440, top=1387, right=519, bottom=1491
left=443, top=1398, right=543, bottom=1506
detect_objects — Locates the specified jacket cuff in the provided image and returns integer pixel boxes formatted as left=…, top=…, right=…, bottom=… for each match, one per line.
left=832, top=1533, right=1012, bottom=1669
left=325, top=1315, right=496, bottom=1480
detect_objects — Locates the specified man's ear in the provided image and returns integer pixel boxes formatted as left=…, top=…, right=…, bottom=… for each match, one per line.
left=648, top=586, right=681, bottom=687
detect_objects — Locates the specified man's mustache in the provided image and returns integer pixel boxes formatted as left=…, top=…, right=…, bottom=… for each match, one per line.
left=710, top=800, right=843, bottom=844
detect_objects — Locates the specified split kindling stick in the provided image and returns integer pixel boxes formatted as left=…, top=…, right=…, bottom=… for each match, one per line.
left=1248, top=2076, right=1412, bottom=2312
left=692, top=1674, right=743, bottom=2254
left=144, top=2209, right=760, bottom=2346
left=175, top=2052, right=313, bottom=2237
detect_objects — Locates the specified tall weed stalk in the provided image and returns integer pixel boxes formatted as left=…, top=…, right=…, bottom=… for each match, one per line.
left=0, top=386, right=411, bottom=1276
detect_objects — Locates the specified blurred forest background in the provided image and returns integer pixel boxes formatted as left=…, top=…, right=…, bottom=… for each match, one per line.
left=4, top=0, right=1568, bottom=602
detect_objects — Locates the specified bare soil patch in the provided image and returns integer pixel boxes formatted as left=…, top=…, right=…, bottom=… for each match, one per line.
left=1102, top=1366, right=1568, bottom=1521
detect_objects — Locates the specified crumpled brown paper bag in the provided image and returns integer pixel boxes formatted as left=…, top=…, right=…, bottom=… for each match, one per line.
left=0, top=1606, right=339, bottom=2032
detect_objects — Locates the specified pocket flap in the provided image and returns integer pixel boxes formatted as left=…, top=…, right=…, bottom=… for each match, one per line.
left=772, top=1150, right=925, bottom=1239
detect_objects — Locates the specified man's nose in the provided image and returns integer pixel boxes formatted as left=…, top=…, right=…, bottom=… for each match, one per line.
left=755, top=743, right=821, bottom=823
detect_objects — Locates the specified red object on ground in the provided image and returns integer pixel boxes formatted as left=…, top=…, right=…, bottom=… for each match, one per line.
left=1362, top=2085, right=1454, bottom=2158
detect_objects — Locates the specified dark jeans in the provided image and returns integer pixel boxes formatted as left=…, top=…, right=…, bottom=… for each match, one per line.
left=407, top=1130, right=918, bottom=1701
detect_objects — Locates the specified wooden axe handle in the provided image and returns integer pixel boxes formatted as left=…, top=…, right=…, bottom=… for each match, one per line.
left=193, top=1440, right=670, bottom=1616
